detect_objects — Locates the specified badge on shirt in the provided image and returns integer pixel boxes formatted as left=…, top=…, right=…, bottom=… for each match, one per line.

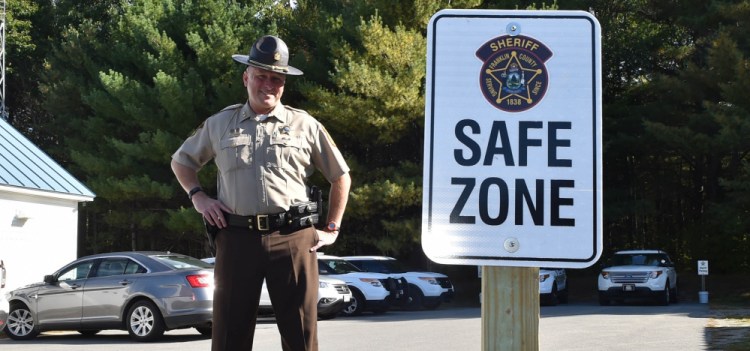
left=230, top=128, right=244, bottom=137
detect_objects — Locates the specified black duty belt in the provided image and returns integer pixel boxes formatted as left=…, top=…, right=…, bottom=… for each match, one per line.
left=224, top=202, right=319, bottom=232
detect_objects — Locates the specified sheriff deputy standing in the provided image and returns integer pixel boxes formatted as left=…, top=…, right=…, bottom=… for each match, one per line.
left=171, top=34, right=351, bottom=351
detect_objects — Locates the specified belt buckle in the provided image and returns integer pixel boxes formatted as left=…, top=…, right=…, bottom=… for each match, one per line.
left=257, top=214, right=269, bottom=231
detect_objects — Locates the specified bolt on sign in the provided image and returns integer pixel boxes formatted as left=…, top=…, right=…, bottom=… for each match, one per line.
left=422, top=9, right=603, bottom=268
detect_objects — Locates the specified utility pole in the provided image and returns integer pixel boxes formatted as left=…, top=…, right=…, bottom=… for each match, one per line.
left=0, top=0, right=7, bottom=121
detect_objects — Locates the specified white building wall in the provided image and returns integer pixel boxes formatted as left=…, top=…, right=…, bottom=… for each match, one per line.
left=0, top=190, right=80, bottom=291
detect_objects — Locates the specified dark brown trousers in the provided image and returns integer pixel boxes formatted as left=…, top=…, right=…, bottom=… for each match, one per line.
left=211, top=225, right=319, bottom=351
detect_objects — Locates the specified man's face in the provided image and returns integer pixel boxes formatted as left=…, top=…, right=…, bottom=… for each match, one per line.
left=244, top=66, right=286, bottom=114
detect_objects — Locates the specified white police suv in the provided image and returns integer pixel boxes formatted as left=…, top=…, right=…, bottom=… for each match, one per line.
left=257, top=276, right=351, bottom=320
left=539, top=268, right=568, bottom=305
left=318, top=254, right=406, bottom=316
left=598, top=250, right=678, bottom=305
left=200, top=257, right=352, bottom=319
left=342, top=256, right=454, bottom=310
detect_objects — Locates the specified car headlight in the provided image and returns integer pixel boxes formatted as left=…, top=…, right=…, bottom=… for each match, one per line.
left=649, top=271, right=663, bottom=279
left=359, top=278, right=382, bottom=287
left=539, top=273, right=550, bottom=282
left=319, top=281, right=330, bottom=289
left=419, top=277, right=439, bottom=285
left=600, top=271, right=610, bottom=280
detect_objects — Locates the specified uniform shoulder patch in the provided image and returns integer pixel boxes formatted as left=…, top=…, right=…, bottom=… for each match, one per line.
left=321, top=125, right=338, bottom=149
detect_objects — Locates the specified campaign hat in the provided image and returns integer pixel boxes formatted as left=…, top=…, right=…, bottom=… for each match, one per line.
left=232, top=35, right=303, bottom=75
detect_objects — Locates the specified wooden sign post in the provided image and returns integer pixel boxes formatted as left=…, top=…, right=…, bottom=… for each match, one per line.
left=482, top=266, right=539, bottom=350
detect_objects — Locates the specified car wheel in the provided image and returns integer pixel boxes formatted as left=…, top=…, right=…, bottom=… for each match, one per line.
left=657, top=280, right=670, bottom=306
left=669, top=285, right=678, bottom=303
left=195, top=327, right=212, bottom=337
left=78, top=330, right=101, bottom=336
left=126, top=300, right=166, bottom=342
left=342, top=289, right=365, bottom=316
left=406, top=284, right=424, bottom=311
left=4, top=304, right=39, bottom=340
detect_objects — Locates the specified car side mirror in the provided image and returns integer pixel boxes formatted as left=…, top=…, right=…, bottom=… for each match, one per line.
left=43, top=274, right=56, bottom=284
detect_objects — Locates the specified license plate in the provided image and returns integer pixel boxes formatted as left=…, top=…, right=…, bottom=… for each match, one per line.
left=622, top=284, right=635, bottom=292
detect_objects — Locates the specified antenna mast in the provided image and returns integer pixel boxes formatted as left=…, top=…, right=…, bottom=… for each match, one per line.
left=0, top=0, right=7, bottom=121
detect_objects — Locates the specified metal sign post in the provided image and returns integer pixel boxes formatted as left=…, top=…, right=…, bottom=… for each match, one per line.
left=697, top=260, right=709, bottom=303
left=424, top=9, right=602, bottom=350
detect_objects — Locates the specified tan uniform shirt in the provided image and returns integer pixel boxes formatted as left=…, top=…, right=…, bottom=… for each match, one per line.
left=172, top=102, right=349, bottom=215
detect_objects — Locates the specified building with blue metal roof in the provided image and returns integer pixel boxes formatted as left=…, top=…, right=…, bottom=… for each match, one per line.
left=0, top=118, right=95, bottom=200
left=0, top=117, right=95, bottom=292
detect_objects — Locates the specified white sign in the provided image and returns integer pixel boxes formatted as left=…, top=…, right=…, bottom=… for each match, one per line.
left=422, top=9, right=603, bottom=268
left=697, top=260, right=709, bottom=275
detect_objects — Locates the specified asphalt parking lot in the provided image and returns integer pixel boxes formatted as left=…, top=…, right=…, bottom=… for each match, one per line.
left=0, top=302, right=712, bottom=351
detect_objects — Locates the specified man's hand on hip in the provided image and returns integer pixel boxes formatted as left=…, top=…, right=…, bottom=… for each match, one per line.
left=192, top=193, right=232, bottom=228
left=310, top=230, right=339, bottom=252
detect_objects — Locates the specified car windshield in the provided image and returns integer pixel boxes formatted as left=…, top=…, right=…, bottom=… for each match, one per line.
left=152, top=254, right=213, bottom=269
left=319, top=259, right=362, bottom=274
left=354, top=259, right=406, bottom=274
left=609, top=253, right=668, bottom=267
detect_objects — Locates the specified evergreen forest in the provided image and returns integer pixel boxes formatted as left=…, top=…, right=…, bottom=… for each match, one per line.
left=3, top=0, right=750, bottom=276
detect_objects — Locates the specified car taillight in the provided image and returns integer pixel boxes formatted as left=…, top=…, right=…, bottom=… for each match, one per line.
left=186, top=274, right=212, bottom=288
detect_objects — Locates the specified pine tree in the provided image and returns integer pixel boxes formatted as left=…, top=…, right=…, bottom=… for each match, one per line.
left=42, top=0, right=280, bottom=257
left=278, top=0, right=481, bottom=257
left=4, top=0, right=45, bottom=140
left=605, top=0, right=750, bottom=271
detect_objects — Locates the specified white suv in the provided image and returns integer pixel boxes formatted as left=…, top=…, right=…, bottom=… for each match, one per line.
left=318, top=254, right=404, bottom=316
left=0, top=259, right=7, bottom=330
left=539, top=268, right=568, bottom=305
left=342, top=256, right=454, bottom=310
left=200, top=257, right=352, bottom=319
left=598, top=250, right=678, bottom=305
left=258, top=276, right=351, bottom=320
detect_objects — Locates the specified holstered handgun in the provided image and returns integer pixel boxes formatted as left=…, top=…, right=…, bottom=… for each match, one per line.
left=204, top=217, right=218, bottom=255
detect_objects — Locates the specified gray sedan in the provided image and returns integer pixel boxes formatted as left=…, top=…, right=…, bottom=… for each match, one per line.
left=3, top=251, right=214, bottom=342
